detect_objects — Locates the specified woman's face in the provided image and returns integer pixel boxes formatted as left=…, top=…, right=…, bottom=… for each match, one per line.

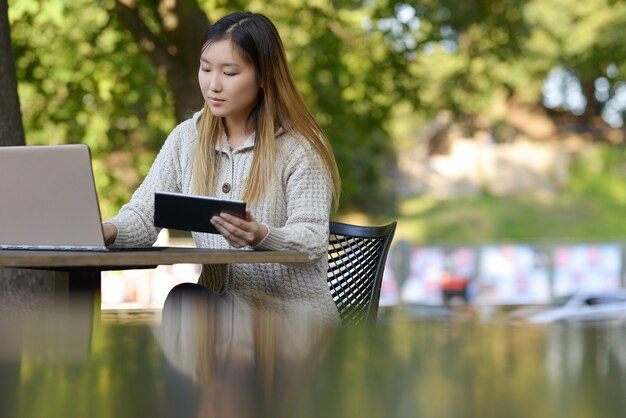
left=198, top=39, right=260, bottom=126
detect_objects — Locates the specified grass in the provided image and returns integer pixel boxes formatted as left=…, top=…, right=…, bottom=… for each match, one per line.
left=389, top=193, right=615, bottom=245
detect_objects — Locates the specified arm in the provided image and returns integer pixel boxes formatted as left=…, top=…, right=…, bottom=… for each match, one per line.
left=105, top=123, right=189, bottom=246
left=254, top=140, right=333, bottom=261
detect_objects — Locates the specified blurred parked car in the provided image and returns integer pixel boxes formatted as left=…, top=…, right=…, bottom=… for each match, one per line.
left=518, top=291, right=626, bottom=324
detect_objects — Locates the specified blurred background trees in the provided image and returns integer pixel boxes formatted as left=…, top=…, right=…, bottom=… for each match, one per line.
left=5, top=0, right=626, bottom=230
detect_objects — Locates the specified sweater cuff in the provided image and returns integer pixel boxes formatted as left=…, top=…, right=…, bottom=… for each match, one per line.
left=254, top=224, right=287, bottom=251
left=106, top=221, right=132, bottom=247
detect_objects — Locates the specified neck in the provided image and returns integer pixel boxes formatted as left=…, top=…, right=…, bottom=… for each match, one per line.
left=224, top=117, right=254, bottom=149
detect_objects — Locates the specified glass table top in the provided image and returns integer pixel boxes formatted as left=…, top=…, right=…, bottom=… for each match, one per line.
left=1, top=295, right=625, bottom=418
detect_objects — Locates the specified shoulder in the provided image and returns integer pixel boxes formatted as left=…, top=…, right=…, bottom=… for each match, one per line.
left=275, top=130, right=317, bottom=161
left=159, top=110, right=201, bottom=158
left=168, top=110, right=202, bottom=144
left=274, top=130, right=329, bottom=182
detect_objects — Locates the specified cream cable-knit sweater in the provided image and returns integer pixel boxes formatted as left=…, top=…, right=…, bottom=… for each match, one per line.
left=107, top=111, right=340, bottom=324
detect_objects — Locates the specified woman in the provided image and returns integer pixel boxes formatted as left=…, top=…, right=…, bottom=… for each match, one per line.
left=103, top=11, right=341, bottom=324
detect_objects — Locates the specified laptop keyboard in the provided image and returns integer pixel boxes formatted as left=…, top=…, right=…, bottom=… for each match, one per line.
left=0, top=245, right=168, bottom=252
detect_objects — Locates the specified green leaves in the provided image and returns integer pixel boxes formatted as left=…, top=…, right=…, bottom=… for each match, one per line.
left=8, top=0, right=626, bottom=218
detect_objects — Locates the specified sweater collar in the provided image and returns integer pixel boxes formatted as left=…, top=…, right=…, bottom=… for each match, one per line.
left=217, top=131, right=257, bottom=153
left=192, top=109, right=287, bottom=152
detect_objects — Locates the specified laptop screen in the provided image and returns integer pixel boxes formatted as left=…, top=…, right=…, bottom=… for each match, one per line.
left=0, top=144, right=107, bottom=247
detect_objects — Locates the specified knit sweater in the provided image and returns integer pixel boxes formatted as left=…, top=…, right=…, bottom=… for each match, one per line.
left=107, top=111, right=340, bottom=324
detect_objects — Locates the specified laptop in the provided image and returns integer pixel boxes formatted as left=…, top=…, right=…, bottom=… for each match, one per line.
left=0, top=144, right=163, bottom=251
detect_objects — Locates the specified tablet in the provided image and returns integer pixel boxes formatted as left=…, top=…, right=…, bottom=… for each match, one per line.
left=154, top=191, right=247, bottom=234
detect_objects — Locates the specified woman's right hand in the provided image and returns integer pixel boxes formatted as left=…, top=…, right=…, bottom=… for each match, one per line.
left=102, top=222, right=118, bottom=246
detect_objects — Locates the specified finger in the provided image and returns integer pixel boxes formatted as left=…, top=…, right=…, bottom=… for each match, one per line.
left=211, top=216, right=252, bottom=246
left=213, top=224, right=243, bottom=247
left=226, top=231, right=249, bottom=248
left=219, top=215, right=258, bottom=243
left=220, top=212, right=251, bottom=230
left=214, top=215, right=245, bottom=237
left=210, top=216, right=231, bottom=237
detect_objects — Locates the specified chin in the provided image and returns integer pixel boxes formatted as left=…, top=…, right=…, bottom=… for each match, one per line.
left=207, top=107, right=227, bottom=117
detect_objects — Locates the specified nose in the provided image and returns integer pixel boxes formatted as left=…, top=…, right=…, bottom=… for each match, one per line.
left=209, top=73, right=222, bottom=92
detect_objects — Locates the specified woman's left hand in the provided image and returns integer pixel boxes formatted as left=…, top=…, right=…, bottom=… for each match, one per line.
left=210, top=210, right=268, bottom=248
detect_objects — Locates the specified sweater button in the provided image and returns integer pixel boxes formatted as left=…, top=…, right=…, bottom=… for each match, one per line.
left=222, top=183, right=231, bottom=193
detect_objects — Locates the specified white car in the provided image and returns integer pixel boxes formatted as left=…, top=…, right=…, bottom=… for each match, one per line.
left=525, top=291, right=626, bottom=324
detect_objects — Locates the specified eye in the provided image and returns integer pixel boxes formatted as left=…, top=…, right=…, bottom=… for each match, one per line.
left=200, top=67, right=211, bottom=73
left=224, top=72, right=238, bottom=77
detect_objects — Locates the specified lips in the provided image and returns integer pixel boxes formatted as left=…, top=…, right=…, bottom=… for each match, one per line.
left=208, top=97, right=225, bottom=107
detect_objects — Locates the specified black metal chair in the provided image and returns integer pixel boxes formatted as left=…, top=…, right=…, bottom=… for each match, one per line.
left=327, top=221, right=397, bottom=326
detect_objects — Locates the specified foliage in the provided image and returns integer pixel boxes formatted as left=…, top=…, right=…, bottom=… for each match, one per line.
left=7, top=0, right=626, bottom=219
left=370, top=0, right=626, bottom=125
left=8, top=0, right=398, bottom=216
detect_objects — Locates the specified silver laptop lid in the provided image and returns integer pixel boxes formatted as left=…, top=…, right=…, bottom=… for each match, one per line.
left=0, top=144, right=106, bottom=247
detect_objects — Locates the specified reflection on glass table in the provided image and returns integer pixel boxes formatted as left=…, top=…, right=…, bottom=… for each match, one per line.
left=2, top=292, right=626, bottom=418
left=511, top=290, right=626, bottom=325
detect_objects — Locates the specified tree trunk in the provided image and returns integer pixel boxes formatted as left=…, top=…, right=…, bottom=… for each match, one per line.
left=114, top=0, right=208, bottom=122
left=0, top=0, right=56, bottom=310
left=580, top=78, right=603, bottom=124
left=0, top=0, right=24, bottom=145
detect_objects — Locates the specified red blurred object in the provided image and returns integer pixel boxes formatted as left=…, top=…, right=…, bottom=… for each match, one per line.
left=442, top=273, right=470, bottom=292
left=442, top=273, right=470, bottom=304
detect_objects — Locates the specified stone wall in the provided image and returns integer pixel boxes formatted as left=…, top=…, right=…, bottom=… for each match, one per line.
left=396, top=137, right=572, bottom=198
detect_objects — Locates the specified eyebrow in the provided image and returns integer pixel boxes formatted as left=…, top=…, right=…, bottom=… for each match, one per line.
left=200, top=58, right=241, bottom=68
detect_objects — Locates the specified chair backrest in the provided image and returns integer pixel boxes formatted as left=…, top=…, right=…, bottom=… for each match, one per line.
left=327, top=221, right=397, bottom=326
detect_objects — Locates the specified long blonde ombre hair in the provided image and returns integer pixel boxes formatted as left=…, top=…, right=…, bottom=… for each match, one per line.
left=192, top=12, right=341, bottom=208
